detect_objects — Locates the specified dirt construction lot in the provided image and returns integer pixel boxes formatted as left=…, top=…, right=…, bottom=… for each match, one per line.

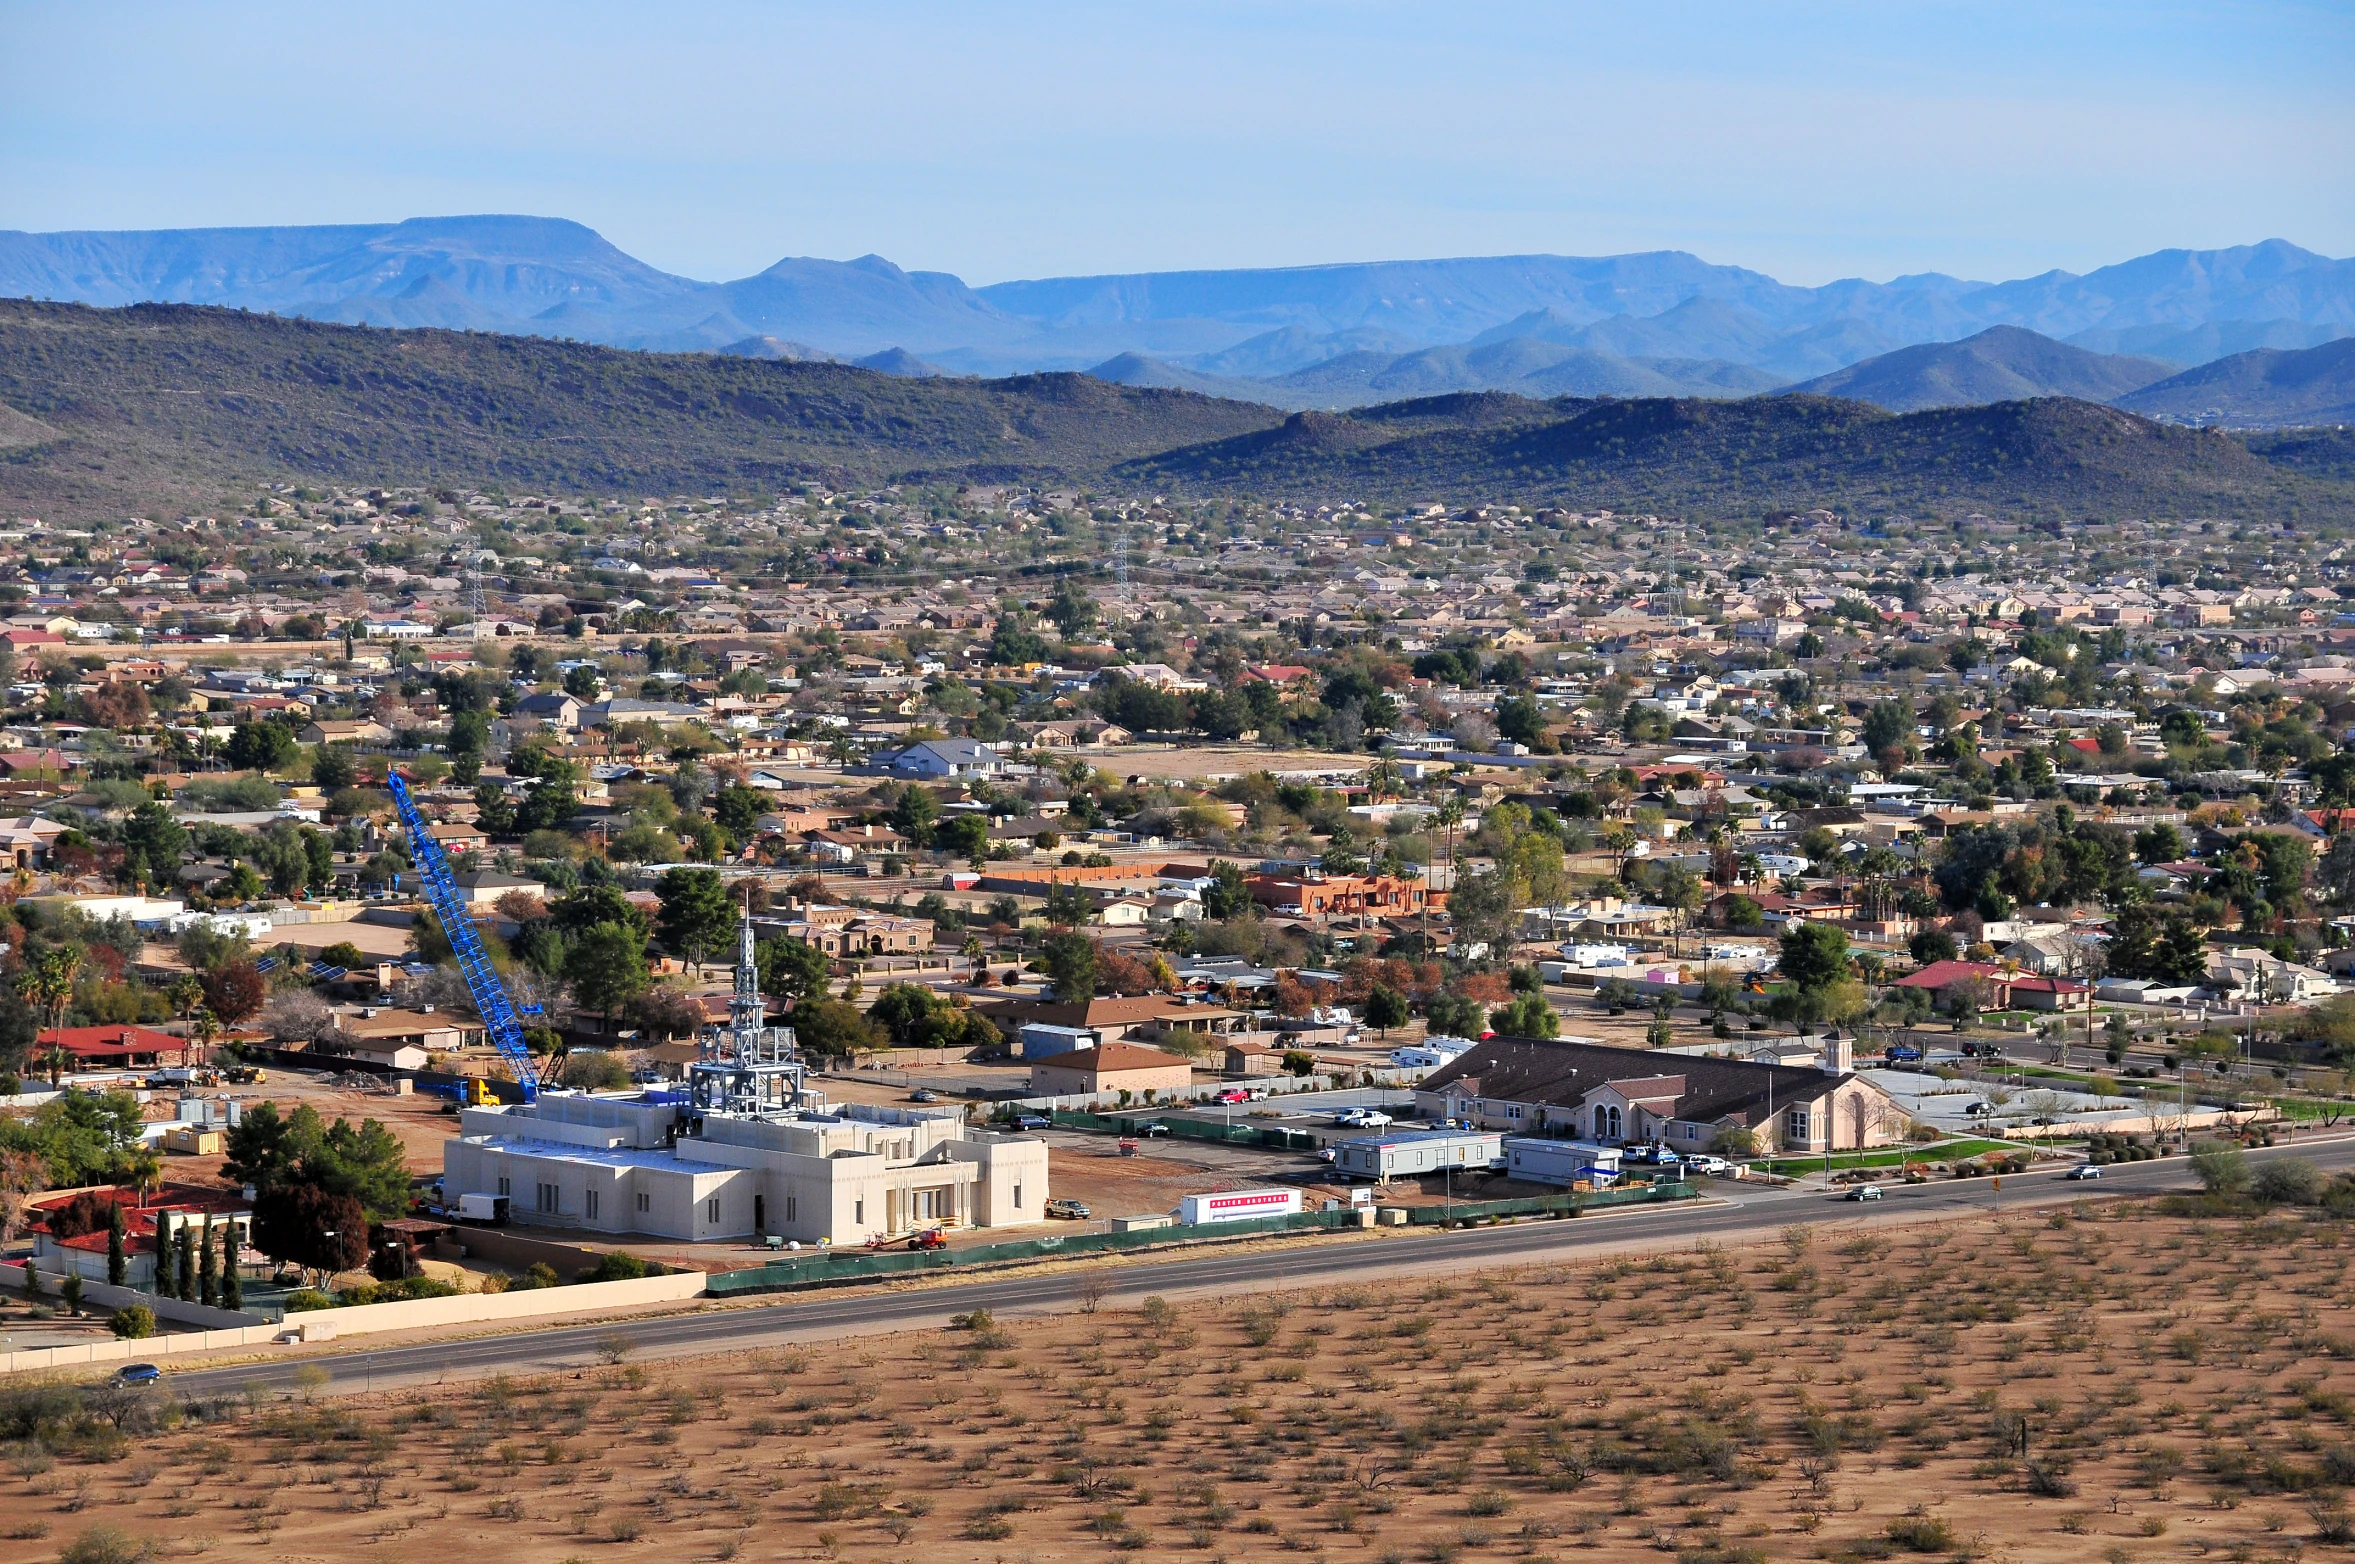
left=11, top=1198, right=2355, bottom=1562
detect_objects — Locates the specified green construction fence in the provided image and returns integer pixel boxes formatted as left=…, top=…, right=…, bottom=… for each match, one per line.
left=703, top=1180, right=1698, bottom=1297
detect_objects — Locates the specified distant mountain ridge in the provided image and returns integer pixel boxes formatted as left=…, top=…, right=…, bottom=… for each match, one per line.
left=0, top=299, right=2347, bottom=526
left=2117, top=338, right=2355, bottom=428
left=1787, top=327, right=2180, bottom=412
left=1, top=219, right=2349, bottom=399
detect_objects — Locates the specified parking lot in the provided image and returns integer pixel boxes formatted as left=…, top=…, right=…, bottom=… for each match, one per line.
left=1106, top=1084, right=1418, bottom=1146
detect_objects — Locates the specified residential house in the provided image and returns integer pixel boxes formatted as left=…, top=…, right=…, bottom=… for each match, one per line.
left=1247, top=870, right=1430, bottom=921
left=512, top=692, right=584, bottom=730
left=36, top=1025, right=191, bottom=1070
left=872, top=738, right=1004, bottom=779
left=297, top=718, right=394, bottom=746
left=1893, top=960, right=2089, bottom=1013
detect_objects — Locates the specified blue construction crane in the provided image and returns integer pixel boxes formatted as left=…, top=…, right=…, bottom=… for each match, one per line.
left=386, top=770, right=545, bottom=1101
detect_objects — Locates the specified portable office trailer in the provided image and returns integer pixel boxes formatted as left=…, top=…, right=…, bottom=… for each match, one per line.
left=1332, top=1128, right=1504, bottom=1182
left=1502, top=1137, right=1623, bottom=1188
left=1018, top=1024, right=1100, bottom=1060
left=1174, top=1188, right=1303, bottom=1225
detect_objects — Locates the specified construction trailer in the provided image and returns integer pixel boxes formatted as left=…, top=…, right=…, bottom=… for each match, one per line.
left=1501, top=1138, right=1623, bottom=1188
left=1332, top=1128, right=1504, bottom=1182
left=1017, top=1023, right=1099, bottom=1060
left=1173, top=1188, right=1302, bottom=1226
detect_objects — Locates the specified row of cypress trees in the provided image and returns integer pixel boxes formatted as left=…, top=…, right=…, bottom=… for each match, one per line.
left=145, top=1212, right=242, bottom=1312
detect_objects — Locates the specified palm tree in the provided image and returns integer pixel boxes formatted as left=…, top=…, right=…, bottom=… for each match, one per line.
left=35, top=1041, right=71, bottom=1088
left=18, top=947, right=81, bottom=1032
left=1431, top=793, right=1466, bottom=960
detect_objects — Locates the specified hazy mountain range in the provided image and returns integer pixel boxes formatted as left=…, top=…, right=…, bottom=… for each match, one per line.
left=2, top=217, right=2350, bottom=420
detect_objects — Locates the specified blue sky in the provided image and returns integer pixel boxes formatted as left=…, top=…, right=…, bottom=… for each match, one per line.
left=2, top=1, right=2348, bottom=286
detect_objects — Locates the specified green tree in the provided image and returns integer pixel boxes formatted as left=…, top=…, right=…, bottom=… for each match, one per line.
left=712, top=783, right=766, bottom=838
left=1908, top=928, right=1959, bottom=965
left=1364, top=984, right=1409, bottom=1039
left=1202, top=859, right=1256, bottom=921
left=1777, top=920, right=1851, bottom=992
left=937, top=813, right=990, bottom=863
left=120, top=802, right=190, bottom=891
left=2190, top=1139, right=2251, bottom=1200
left=757, top=936, right=832, bottom=1003
left=1861, top=697, right=1914, bottom=758
left=105, top=1204, right=126, bottom=1287
left=550, top=884, right=649, bottom=938
left=1489, top=991, right=1558, bottom=1038
left=988, top=611, right=1049, bottom=666
left=226, top=718, right=297, bottom=772
left=653, top=867, right=734, bottom=974
left=790, top=996, right=886, bottom=1058
left=1422, top=991, right=1485, bottom=1037
left=1046, top=575, right=1097, bottom=637
left=566, top=921, right=649, bottom=1031
left=309, top=743, right=357, bottom=794
left=1445, top=869, right=1520, bottom=965
left=1494, top=692, right=1547, bottom=750
left=222, top=1100, right=410, bottom=1218
left=1042, top=930, right=1097, bottom=1003
left=889, top=787, right=939, bottom=849
left=557, top=1051, right=632, bottom=1090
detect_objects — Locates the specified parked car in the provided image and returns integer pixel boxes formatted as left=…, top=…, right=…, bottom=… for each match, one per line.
left=114, top=1364, right=161, bottom=1387
left=1138, top=1122, right=1172, bottom=1137
left=908, top=1088, right=940, bottom=1103
left=1044, top=1197, right=1091, bottom=1219
left=1843, top=1184, right=1884, bottom=1201
left=1685, top=1155, right=1733, bottom=1177
left=1013, top=1113, right=1052, bottom=1131
left=1215, top=1089, right=1251, bottom=1105
left=1355, top=1111, right=1394, bottom=1128
left=1331, top=1109, right=1368, bottom=1127
left=2062, top=1165, right=2103, bottom=1181
left=1626, top=1144, right=1681, bottom=1166
left=1962, top=1101, right=1994, bottom=1116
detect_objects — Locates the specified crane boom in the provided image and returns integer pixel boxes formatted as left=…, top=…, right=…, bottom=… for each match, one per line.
left=387, top=770, right=543, bottom=1101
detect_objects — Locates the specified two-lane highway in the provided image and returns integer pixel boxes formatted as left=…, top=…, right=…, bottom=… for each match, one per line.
left=160, top=1134, right=2355, bottom=1400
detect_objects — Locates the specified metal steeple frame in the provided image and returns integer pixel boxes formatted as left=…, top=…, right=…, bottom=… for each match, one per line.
left=387, top=770, right=545, bottom=1101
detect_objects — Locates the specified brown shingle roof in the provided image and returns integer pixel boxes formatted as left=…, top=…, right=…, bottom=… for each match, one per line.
left=1422, top=1036, right=1850, bottom=1126
left=1040, top=1043, right=1193, bottom=1077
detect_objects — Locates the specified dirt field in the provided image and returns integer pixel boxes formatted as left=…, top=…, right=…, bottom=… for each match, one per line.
left=11, top=1199, right=2355, bottom=1563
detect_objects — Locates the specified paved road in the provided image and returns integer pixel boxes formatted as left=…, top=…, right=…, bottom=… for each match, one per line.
left=160, top=1135, right=2355, bottom=1401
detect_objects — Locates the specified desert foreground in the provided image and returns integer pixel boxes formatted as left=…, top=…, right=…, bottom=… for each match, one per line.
left=7, top=1200, right=2354, bottom=1564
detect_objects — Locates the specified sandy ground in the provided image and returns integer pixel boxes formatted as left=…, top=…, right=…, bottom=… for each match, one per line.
left=10, top=1198, right=2350, bottom=1563
left=155, top=1069, right=473, bottom=1185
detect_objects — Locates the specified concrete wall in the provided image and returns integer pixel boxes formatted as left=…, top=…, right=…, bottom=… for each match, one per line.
left=0, top=1260, right=265, bottom=1329
left=428, top=1224, right=613, bottom=1277
left=277, top=1269, right=705, bottom=1338
left=0, top=1269, right=708, bottom=1378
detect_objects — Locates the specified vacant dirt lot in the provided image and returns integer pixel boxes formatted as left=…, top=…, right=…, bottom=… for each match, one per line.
left=11, top=1200, right=2355, bottom=1562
